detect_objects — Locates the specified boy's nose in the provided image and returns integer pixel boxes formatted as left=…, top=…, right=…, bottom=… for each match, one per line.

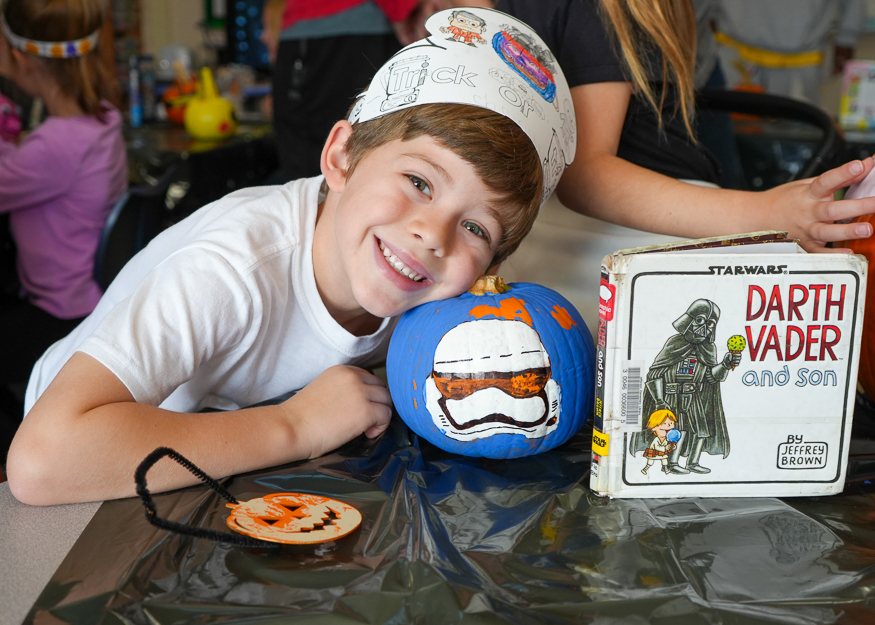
left=411, top=215, right=454, bottom=258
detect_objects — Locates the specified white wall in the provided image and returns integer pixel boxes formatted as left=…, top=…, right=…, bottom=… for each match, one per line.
left=140, top=0, right=209, bottom=64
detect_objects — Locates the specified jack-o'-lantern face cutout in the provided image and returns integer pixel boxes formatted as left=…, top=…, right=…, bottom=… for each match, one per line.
left=226, top=493, right=362, bottom=545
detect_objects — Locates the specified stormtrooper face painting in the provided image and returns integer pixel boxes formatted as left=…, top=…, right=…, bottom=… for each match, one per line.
left=424, top=318, right=561, bottom=441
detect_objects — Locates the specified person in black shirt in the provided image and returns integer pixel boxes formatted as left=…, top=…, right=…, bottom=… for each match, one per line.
left=496, top=0, right=875, bottom=253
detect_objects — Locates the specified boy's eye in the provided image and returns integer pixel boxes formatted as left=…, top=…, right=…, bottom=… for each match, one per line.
left=407, top=175, right=431, bottom=197
left=463, top=220, right=488, bottom=241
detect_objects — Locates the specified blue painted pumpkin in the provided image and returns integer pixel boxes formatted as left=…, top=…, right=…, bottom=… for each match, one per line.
left=387, top=276, right=596, bottom=458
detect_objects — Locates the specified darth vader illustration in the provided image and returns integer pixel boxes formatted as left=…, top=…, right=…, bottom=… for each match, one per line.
left=630, top=299, right=741, bottom=474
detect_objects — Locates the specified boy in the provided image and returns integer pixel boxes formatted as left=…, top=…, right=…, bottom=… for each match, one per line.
left=7, top=8, right=576, bottom=505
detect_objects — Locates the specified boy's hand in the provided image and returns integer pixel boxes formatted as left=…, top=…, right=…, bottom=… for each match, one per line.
left=763, top=158, right=875, bottom=253
left=281, top=365, right=393, bottom=459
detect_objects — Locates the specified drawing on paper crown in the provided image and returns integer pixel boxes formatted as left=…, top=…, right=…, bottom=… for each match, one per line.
left=493, top=25, right=556, bottom=102
left=440, top=10, right=488, bottom=46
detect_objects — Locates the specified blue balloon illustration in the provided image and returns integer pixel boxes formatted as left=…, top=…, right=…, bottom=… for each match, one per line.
left=666, top=429, right=681, bottom=443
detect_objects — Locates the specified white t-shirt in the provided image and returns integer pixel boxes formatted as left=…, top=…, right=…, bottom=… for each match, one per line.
left=24, top=176, right=395, bottom=414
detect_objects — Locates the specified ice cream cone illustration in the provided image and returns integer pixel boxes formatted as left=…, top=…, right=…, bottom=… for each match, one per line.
left=727, top=335, right=746, bottom=370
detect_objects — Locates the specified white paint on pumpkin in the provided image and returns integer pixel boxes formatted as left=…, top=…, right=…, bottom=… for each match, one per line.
left=432, top=319, right=550, bottom=374
left=424, top=378, right=561, bottom=441
left=425, top=318, right=561, bottom=441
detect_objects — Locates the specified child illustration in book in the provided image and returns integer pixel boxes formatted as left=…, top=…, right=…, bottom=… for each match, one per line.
left=640, top=409, right=678, bottom=475
left=440, top=10, right=487, bottom=47
left=630, top=299, right=742, bottom=475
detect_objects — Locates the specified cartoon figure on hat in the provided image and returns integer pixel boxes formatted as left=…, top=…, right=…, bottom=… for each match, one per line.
left=423, top=319, right=561, bottom=442
left=440, top=10, right=487, bottom=47
left=349, top=7, right=576, bottom=204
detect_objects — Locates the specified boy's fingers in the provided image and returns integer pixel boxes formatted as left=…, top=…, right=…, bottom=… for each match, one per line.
left=350, top=369, right=392, bottom=405
left=360, top=372, right=388, bottom=386
left=364, top=402, right=392, bottom=437
left=367, top=383, right=392, bottom=406
left=346, top=366, right=386, bottom=386
left=808, top=158, right=873, bottom=199
left=365, top=420, right=390, bottom=439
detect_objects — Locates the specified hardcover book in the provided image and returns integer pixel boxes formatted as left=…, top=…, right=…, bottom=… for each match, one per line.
left=590, top=232, right=867, bottom=498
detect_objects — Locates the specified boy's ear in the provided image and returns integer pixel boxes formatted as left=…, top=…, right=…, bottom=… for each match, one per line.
left=321, top=120, right=354, bottom=192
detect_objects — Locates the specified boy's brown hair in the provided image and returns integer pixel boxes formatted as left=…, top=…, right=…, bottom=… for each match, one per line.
left=3, top=0, right=118, bottom=120
left=343, top=103, right=543, bottom=266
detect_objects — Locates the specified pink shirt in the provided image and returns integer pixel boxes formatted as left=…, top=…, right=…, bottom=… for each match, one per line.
left=0, top=104, right=127, bottom=319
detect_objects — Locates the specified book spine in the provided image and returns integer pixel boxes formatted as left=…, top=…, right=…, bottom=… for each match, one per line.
left=590, top=262, right=620, bottom=496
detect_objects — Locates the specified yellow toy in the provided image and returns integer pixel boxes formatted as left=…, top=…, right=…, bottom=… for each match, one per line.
left=184, top=66, right=237, bottom=140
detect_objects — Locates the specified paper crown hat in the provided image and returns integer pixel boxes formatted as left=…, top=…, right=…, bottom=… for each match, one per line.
left=349, top=7, right=576, bottom=203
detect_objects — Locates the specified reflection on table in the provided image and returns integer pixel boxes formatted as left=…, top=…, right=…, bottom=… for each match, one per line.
left=125, top=121, right=280, bottom=223
left=3, top=402, right=875, bottom=624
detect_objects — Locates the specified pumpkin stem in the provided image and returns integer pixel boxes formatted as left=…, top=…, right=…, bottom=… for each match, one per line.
left=469, top=275, right=511, bottom=296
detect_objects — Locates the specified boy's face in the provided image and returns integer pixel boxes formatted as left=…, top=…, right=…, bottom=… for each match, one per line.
left=325, top=132, right=504, bottom=319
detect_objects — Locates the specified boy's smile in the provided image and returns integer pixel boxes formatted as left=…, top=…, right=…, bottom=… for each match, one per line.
left=314, top=124, right=504, bottom=329
left=378, top=239, right=426, bottom=283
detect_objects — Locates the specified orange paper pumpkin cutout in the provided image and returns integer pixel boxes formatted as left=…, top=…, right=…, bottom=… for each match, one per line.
left=226, top=493, right=362, bottom=545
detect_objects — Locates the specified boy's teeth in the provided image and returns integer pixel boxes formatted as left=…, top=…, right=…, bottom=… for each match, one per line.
left=379, top=241, right=424, bottom=282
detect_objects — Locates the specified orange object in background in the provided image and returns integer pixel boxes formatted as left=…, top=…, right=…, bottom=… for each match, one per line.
left=729, top=60, right=767, bottom=122
left=842, top=217, right=875, bottom=399
left=730, top=85, right=768, bottom=123
left=163, top=82, right=197, bottom=125
left=162, top=60, right=198, bottom=125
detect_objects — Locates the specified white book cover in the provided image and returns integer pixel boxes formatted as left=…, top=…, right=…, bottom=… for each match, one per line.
left=590, top=232, right=867, bottom=498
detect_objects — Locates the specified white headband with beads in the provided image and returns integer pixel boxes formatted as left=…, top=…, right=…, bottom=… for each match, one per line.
left=349, top=7, right=576, bottom=203
left=1, top=12, right=99, bottom=58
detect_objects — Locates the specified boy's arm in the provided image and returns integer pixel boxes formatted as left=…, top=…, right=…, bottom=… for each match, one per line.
left=7, top=353, right=392, bottom=506
left=556, top=83, right=875, bottom=252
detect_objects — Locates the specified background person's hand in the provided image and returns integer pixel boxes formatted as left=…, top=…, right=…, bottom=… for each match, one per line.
left=763, top=158, right=875, bottom=253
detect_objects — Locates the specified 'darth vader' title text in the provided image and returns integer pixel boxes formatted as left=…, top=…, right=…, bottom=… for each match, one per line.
left=745, top=283, right=846, bottom=362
